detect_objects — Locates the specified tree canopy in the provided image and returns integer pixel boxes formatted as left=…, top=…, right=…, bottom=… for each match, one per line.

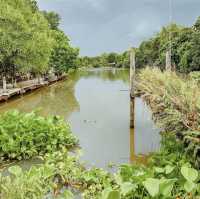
left=0, top=0, right=79, bottom=84
left=78, top=51, right=130, bottom=68
left=136, top=17, right=200, bottom=72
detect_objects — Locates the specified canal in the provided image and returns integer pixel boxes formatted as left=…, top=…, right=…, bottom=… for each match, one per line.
left=0, top=68, right=160, bottom=168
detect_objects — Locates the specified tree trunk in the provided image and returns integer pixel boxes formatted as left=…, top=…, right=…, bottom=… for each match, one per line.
left=37, top=74, right=41, bottom=84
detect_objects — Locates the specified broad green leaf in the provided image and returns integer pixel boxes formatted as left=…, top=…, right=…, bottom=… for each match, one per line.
left=120, top=182, right=137, bottom=195
left=101, top=188, right=120, bottom=199
left=101, top=188, right=112, bottom=199
left=143, top=178, right=160, bottom=197
left=184, top=181, right=196, bottom=193
left=181, top=166, right=198, bottom=182
left=159, top=179, right=176, bottom=196
left=165, top=165, right=175, bottom=174
left=154, top=167, right=165, bottom=173
left=107, top=191, right=120, bottom=199
left=114, top=174, right=123, bottom=185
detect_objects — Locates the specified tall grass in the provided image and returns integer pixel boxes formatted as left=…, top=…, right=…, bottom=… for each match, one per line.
left=137, top=67, right=200, bottom=167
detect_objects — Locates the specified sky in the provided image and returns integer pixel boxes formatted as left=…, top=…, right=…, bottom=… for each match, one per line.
left=37, top=0, right=200, bottom=56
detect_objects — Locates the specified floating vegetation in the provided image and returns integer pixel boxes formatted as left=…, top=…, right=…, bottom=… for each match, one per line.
left=1, top=135, right=200, bottom=199
left=0, top=110, right=78, bottom=163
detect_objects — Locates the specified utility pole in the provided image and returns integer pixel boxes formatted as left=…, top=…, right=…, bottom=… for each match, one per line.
left=166, top=50, right=172, bottom=71
left=166, top=0, right=172, bottom=71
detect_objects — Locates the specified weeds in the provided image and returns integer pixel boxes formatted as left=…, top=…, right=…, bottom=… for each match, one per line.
left=137, top=67, right=200, bottom=167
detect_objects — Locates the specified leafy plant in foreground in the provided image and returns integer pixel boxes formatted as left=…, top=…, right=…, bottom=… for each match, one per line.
left=0, top=150, right=74, bottom=199
left=0, top=110, right=78, bottom=162
left=0, top=136, right=200, bottom=199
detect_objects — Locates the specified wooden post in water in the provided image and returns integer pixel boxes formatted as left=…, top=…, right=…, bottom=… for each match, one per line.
left=130, top=48, right=135, bottom=128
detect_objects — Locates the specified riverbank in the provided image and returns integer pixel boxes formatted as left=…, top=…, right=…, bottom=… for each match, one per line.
left=135, top=67, right=200, bottom=168
left=0, top=75, right=67, bottom=103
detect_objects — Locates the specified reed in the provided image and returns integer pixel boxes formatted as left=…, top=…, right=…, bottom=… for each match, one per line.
left=137, top=67, right=200, bottom=167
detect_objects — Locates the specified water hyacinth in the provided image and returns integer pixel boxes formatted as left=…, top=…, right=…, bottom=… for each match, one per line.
left=0, top=110, right=78, bottom=162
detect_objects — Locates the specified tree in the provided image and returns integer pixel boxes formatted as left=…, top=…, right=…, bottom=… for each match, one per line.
left=0, top=0, right=54, bottom=85
left=193, top=16, right=200, bottom=31
left=42, top=11, right=60, bottom=30
left=49, top=31, right=79, bottom=74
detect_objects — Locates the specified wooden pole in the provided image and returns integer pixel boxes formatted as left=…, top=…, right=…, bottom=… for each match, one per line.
left=130, top=127, right=135, bottom=163
left=166, top=50, right=172, bottom=71
left=3, top=76, right=7, bottom=93
left=130, top=48, right=135, bottom=128
left=130, top=48, right=135, bottom=163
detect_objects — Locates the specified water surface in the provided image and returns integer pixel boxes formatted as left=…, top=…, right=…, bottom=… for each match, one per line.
left=0, top=68, right=160, bottom=168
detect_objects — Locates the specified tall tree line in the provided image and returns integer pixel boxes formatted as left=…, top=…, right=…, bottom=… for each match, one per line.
left=78, top=51, right=130, bottom=68
left=136, top=17, right=200, bottom=73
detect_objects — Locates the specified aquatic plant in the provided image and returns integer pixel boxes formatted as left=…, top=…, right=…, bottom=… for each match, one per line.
left=0, top=150, right=75, bottom=199
left=0, top=110, right=78, bottom=162
left=1, top=135, right=200, bottom=199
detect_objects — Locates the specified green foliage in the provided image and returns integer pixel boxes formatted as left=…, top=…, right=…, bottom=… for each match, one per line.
left=0, top=165, right=54, bottom=199
left=0, top=110, right=78, bottom=162
left=78, top=51, right=130, bottom=68
left=137, top=67, right=200, bottom=167
left=0, top=150, right=75, bottom=199
left=136, top=24, right=184, bottom=69
left=0, top=0, right=79, bottom=84
left=42, top=9, right=79, bottom=74
left=189, top=71, right=200, bottom=82
left=42, top=11, right=60, bottom=30
left=49, top=30, right=79, bottom=74
left=92, top=135, right=200, bottom=199
left=0, top=0, right=54, bottom=76
left=194, top=16, right=200, bottom=31
left=136, top=17, right=200, bottom=73
left=0, top=134, right=200, bottom=199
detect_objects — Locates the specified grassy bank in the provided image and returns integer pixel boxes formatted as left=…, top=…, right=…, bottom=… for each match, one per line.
left=136, top=67, right=200, bottom=168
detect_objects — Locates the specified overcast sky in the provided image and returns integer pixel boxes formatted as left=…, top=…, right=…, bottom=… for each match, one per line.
left=37, top=0, right=200, bottom=56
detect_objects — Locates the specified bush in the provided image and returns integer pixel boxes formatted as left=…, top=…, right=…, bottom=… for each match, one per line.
left=0, top=110, right=78, bottom=162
